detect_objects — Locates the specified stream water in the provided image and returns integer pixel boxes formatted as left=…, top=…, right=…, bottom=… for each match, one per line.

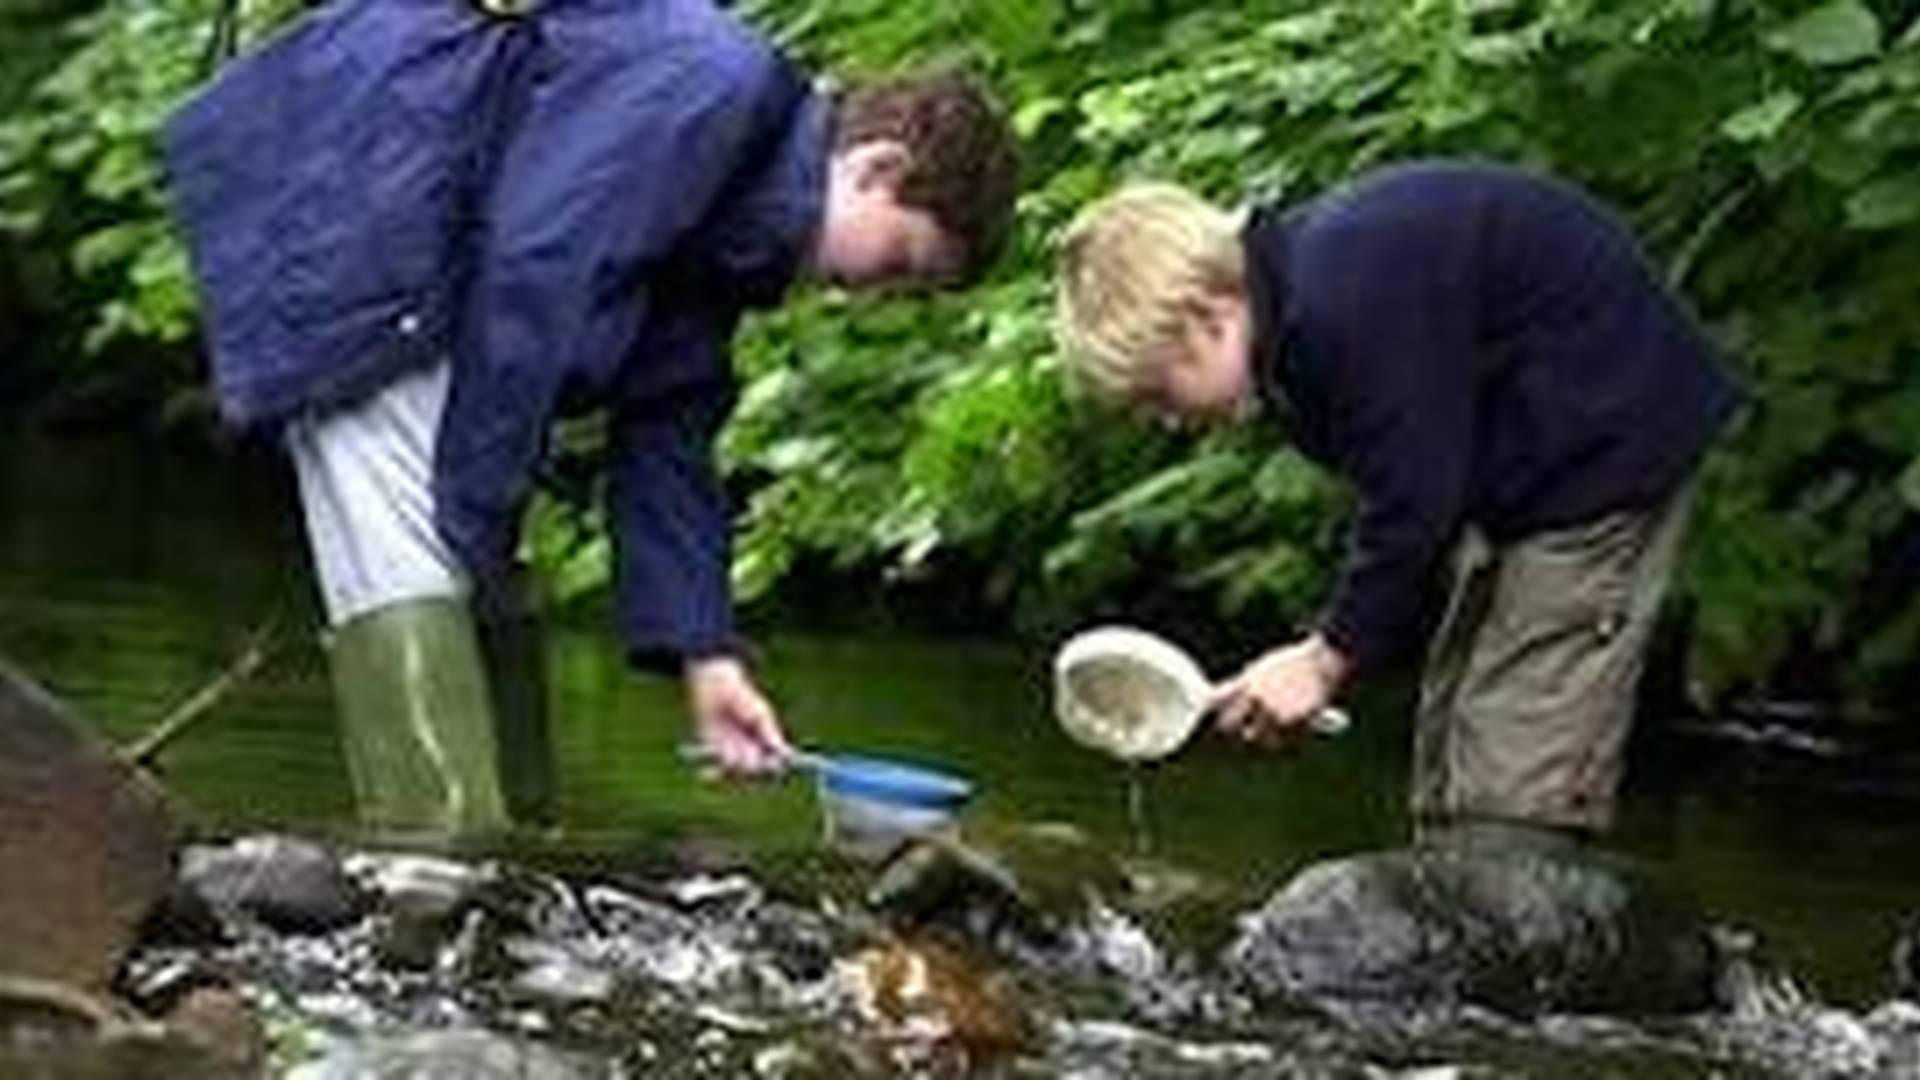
left=4, top=425, right=1919, bottom=1077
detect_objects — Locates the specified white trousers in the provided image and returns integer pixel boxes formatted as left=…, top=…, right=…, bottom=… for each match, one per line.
left=284, top=360, right=466, bottom=627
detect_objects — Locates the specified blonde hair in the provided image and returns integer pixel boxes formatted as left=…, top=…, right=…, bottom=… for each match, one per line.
left=1054, top=181, right=1245, bottom=401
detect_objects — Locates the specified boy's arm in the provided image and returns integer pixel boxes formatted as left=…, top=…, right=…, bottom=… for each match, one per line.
left=610, top=307, right=793, bottom=773
left=605, top=308, right=743, bottom=671
left=433, top=36, right=807, bottom=595
left=1305, top=229, right=1479, bottom=673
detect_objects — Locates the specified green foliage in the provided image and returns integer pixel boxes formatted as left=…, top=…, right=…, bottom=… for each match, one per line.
left=7, top=0, right=1920, bottom=708
left=0, top=0, right=302, bottom=375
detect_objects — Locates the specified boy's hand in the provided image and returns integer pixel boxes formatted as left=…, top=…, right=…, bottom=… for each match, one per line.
left=1212, top=635, right=1351, bottom=748
left=684, top=656, right=793, bottom=777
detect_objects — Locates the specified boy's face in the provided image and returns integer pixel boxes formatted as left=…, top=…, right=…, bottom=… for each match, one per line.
left=813, top=141, right=965, bottom=290
left=1135, top=289, right=1254, bottom=426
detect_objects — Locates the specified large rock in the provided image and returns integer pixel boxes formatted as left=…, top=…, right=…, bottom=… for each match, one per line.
left=1223, top=844, right=1720, bottom=1017
left=0, top=661, right=175, bottom=990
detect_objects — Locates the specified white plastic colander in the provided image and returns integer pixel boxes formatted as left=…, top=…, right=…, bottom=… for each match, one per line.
left=1052, top=626, right=1349, bottom=761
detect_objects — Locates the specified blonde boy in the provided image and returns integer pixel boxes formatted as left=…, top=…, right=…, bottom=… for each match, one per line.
left=1056, top=165, right=1739, bottom=843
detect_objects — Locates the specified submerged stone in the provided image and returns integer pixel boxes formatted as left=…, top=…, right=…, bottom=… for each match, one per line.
left=1223, top=843, right=1720, bottom=1017
left=0, top=660, right=175, bottom=990
left=841, top=935, right=1032, bottom=1054
left=181, top=835, right=368, bottom=935
left=867, top=822, right=1131, bottom=941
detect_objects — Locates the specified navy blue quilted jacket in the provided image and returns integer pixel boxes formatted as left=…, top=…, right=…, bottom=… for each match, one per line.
left=164, top=0, right=829, bottom=667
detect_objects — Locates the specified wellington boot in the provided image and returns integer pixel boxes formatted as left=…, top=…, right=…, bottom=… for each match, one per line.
left=328, top=596, right=510, bottom=837
left=475, top=568, right=555, bottom=826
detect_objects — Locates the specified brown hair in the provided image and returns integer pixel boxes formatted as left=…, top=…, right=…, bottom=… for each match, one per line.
left=834, top=69, right=1021, bottom=285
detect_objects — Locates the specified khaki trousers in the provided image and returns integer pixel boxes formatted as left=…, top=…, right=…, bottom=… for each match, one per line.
left=1412, top=485, right=1694, bottom=834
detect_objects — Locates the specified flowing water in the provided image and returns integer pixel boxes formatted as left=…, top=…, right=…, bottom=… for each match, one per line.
left=5, top=425, right=1920, bottom=1077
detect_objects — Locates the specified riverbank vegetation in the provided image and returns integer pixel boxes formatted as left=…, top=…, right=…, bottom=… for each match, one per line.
left=4, top=0, right=1919, bottom=710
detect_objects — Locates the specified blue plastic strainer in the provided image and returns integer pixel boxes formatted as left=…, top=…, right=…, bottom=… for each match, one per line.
left=809, top=753, right=974, bottom=809
left=677, top=744, right=974, bottom=807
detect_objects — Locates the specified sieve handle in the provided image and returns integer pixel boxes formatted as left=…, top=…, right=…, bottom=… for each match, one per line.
left=1308, top=707, right=1352, bottom=736
left=676, top=743, right=830, bottom=773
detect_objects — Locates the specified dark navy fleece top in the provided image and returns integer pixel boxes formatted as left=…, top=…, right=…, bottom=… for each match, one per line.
left=1243, top=161, right=1740, bottom=672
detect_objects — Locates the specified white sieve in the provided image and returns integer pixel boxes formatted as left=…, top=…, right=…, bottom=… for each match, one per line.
left=1052, top=625, right=1349, bottom=761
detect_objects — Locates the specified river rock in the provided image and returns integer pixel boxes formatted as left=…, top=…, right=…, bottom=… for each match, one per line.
left=0, top=974, right=254, bottom=1080
left=349, top=853, right=496, bottom=970
left=840, top=935, right=1032, bottom=1054
left=181, top=835, right=368, bottom=934
left=867, top=822, right=1130, bottom=941
left=1223, top=844, right=1720, bottom=1017
left=0, top=660, right=176, bottom=990
left=351, top=852, right=493, bottom=921
left=161, top=985, right=267, bottom=1076
left=286, top=1027, right=603, bottom=1079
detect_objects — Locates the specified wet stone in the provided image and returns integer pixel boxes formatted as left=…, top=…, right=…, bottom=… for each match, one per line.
left=286, top=1027, right=601, bottom=1080
left=839, top=935, right=1032, bottom=1057
left=351, top=854, right=499, bottom=972
left=181, top=835, right=368, bottom=935
left=505, top=938, right=616, bottom=1006
left=351, top=853, right=494, bottom=921
left=160, top=985, right=267, bottom=1077
left=581, top=883, right=699, bottom=942
left=0, top=660, right=175, bottom=990
left=867, top=823, right=1130, bottom=947
left=741, top=899, right=839, bottom=985
left=0, top=974, right=254, bottom=1080
left=1223, top=845, right=1721, bottom=1017
left=141, top=877, right=230, bottom=948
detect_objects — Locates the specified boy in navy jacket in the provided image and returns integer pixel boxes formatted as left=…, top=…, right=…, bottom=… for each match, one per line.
left=1055, top=164, right=1737, bottom=843
left=165, top=0, right=1018, bottom=833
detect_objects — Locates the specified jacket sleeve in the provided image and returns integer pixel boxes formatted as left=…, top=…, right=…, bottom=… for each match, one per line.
left=1303, top=224, right=1479, bottom=673
left=607, top=307, right=744, bottom=672
left=432, top=36, right=799, bottom=593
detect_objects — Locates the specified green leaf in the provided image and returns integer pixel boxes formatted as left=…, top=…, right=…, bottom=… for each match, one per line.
left=70, top=222, right=146, bottom=275
left=1765, top=1, right=1882, bottom=67
left=1846, top=100, right=1920, bottom=148
left=1845, top=171, right=1920, bottom=228
left=1260, top=8, right=1342, bottom=46
left=977, top=0, right=1059, bottom=60
left=1900, top=14, right=1920, bottom=50
left=1720, top=90, right=1803, bottom=142
left=1012, top=95, right=1064, bottom=139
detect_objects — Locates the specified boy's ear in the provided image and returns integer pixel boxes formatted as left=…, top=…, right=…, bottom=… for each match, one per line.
left=843, top=139, right=914, bottom=193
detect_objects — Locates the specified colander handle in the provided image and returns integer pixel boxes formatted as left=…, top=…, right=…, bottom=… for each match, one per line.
left=675, top=743, right=830, bottom=773
left=1308, top=707, right=1352, bottom=736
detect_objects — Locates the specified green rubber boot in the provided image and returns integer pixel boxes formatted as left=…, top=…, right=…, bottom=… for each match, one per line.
left=475, top=567, right=555, bottom=826
left=328, top=596, right=510, bottom=838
